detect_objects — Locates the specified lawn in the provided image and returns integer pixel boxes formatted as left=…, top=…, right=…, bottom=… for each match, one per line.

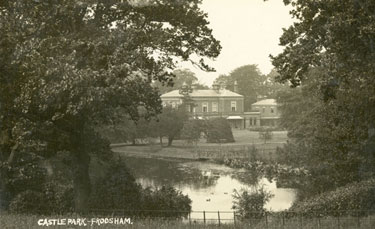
left=112, top=130, right=288, bottom=161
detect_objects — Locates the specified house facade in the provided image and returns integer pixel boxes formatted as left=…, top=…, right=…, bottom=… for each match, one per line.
left=160, top=87, right=280, bottom=129
left=160, top=87, right=245, bottom=128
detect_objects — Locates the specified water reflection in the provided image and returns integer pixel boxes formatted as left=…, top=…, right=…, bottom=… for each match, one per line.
left=123, top=156, right=296, bottom=213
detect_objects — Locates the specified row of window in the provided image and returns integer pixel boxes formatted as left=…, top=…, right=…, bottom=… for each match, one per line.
left=253, top=106, right=276, bottom=114
left=163, top=101, right=237, bottom=112
left=201, top=101, right=237, bottom=113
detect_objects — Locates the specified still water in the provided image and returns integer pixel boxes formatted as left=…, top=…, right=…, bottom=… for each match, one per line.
left=124, top=156, right=296, bottom=218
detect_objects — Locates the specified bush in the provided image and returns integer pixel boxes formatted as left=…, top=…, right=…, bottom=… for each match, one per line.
left=289, top=178, right=375, bottom=217
left=9, top=181, right=74, bottom=215
left=180, top=120, right=203, bottom=145
left=9, top=190, right=45, bottom=214
left=140, top=186, right=191, bottom=218
left=2, top=151, right=75, bottom=214
left=1, top=152, right=46, bottom=198
left=205, top=118, right=235, bottom=143
left=232, top=186, right=274, bottom=219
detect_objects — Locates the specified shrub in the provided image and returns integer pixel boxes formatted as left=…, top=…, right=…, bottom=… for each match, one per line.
left=180, top=120, right=202, bottom=145
left=9, top=181, right=74, bottom=215
left=140, top=186, right=191, bottom=218
left=1, top=152, right=46, bottom=198
left=205, top=118, right=235, bottom=143
left=9, top=190, right=46, bottom=214
left=232, top=186, right=274, bottom=219
left=289, top=178, right=375, bottom=217
left=1, top=151, right=74, bottom=214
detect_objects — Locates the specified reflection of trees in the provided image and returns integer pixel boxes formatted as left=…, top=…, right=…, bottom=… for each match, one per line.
left=123, top=157, right=219, bottom=189
left=231, top=171, right=261, bottom=186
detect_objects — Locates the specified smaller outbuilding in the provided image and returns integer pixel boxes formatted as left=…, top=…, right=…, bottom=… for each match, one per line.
left=244, top=99, right=280, bottom=127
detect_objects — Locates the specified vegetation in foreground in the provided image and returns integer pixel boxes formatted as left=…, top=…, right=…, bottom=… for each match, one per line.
left=0, top=0, right=221, bottom=213
left=2, top=213, right=375, bottom=229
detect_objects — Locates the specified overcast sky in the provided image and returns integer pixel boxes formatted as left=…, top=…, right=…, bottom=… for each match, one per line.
left=178, top=0, right=294, bottom=86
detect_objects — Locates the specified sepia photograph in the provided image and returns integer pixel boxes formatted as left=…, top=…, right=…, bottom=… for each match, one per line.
left=1, top=0, right=375, bottom=228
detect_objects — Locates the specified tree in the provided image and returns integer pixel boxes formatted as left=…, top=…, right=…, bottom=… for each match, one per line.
left=272, top=0, right=375, bottom=196
left=154, top=68, right=208, bottom=94
left=0, top=0, right=221, bottom=212
left=150, top=106, right=188, bottom=147
left=97, top=108, right=152, bottom=145
left=213, top=65, right=267, bottom=111
left=263, top=69, right=289, bottom=99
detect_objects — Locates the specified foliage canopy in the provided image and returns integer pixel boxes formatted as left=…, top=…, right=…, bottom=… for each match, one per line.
left=273, top=0, right=375, bottom=198
left=0, top=0, right=221, bottom=211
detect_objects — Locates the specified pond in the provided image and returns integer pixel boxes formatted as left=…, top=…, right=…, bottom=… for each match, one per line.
left=123, top=156, right=296, bottom=220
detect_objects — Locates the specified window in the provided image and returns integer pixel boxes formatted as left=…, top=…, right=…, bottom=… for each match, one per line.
left=231, top=101, right=237, bottom=112
left=253, top=118, right=257, bottom=125
left=202, top=102, right=208, bottom=112
left=212, top=102, right=218, bottom=112
left=271, top=107, right=274, bottom=113
left=262, top=107, right=265, bottom=113
left=171, top=102, right=176, bottom=108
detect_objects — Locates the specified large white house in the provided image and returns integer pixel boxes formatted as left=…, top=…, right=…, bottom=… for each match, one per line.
left=160, top=85, right=280, bottom=128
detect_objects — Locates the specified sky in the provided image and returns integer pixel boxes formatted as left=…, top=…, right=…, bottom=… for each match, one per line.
left=178, top=0, right=295, bottom=86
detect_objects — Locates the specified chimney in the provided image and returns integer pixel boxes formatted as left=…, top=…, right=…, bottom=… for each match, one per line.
left=233, top=80, right=238, bottom=93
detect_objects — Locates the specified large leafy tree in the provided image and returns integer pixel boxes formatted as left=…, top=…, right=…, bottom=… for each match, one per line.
left=213, top=65, right=267, bottom=111
left=150, top=106, right=188, bottom=147
left=0, top=0, right=220, bottom=211
left=153, top=68, right=209, bottom=94
left=272, top=0, right=375, bottom=195
left=263, top=69, right=289, bottom=99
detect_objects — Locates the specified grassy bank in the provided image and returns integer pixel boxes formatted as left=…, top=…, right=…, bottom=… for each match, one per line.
left=112, top=130, right=287, bottom=161
left=1, top=213, right=375, bottom=228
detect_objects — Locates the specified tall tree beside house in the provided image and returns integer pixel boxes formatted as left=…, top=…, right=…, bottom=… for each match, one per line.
left=153, top=68, right=209, bottom=94
left=263, top=69, right=289, bottom=99
left=0, top=0, right=221, bottom=212
left=213, top=65, right=267, bottom=111
left=272, top=0, right=375, bottom=198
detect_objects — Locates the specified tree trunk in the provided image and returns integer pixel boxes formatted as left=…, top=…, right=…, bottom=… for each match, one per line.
left=167, top=136, right=174, bottom=147
left=72, top=149, right=91, bottom=213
